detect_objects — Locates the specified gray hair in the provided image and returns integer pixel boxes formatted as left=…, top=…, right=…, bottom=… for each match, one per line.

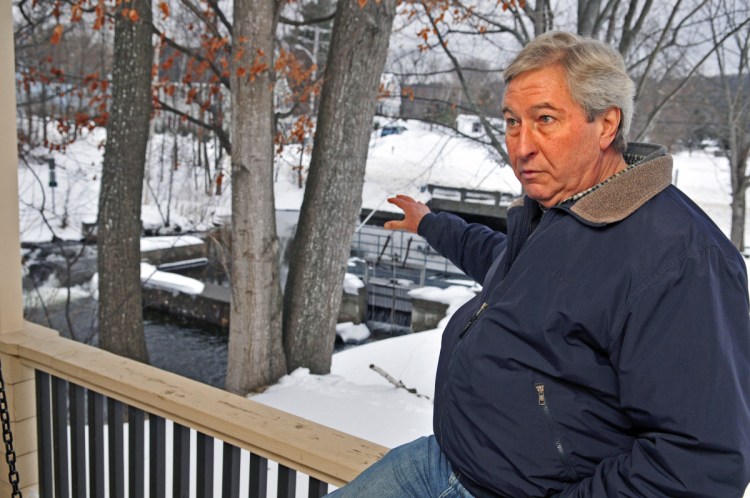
left=504, top=31, right=634, bottom=153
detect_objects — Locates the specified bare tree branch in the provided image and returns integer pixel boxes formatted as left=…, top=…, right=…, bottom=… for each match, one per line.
left=205, top=0, right=233, bottom=35
left=420, top=1, right=509, bottom=164
left=634, top=16, right=750, bottom=142
left=157, top=98, right=232, bottom=155
left=633, top=0, right=684, bottom=98
left=153, top=25, right=231, bottom=89
left=370, top=364, right=430, bottom=399
left=177, top=0, right=224, bottom=40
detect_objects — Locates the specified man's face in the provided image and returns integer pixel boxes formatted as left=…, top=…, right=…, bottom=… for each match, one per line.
left=502, top=65, right=614, bottom=208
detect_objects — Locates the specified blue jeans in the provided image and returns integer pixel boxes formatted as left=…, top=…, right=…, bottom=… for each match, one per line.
left=325, top=435, right=475, bottom=498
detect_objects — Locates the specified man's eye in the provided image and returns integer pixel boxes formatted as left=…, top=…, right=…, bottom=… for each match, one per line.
left=539, top=115, right=554, bottom=123
left=506, top=118, right=519, bottom=127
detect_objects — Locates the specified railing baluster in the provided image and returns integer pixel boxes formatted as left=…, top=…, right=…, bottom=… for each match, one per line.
left=222, top=443, right=240, bottom=498
left=52, top=376, right=70, bottom=498
left=31, top=371, right=357, bottom=498
left=308, top=477, right=328, bottom=498
left=128, top=406, right=146, bottom=498
left=277, top=464, right=296, bottom=498
left=248, top=453, right=268, bottom=498
left=173, top=423, right=190, bottom=498
left=35, top=371, right=53, bottom=498
left=108, top=398, right=125, bottom=498
left=69, top=383, right=86, bottom=497
left=149, top=414, right=167, bottom=498
left=197, top=432, right=214, bottom=498
left=88, top=390, right=106, bottom=498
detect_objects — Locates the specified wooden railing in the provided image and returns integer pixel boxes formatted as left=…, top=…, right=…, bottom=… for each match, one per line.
left=0, top=322, right=387, bottom=496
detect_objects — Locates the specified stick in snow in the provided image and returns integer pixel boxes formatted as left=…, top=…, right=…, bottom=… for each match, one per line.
left=369, top=363, right=431, bottom=400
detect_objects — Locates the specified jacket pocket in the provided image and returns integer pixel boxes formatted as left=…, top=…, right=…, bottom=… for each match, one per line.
left=534, top=383, right=579, bottom=481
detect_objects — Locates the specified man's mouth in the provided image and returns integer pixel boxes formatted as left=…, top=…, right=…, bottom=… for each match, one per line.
left=520, top=169, right=541, bottom=180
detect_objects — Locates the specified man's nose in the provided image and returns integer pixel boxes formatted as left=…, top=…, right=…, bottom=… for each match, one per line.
left=516, top=123, right=538, bottom=159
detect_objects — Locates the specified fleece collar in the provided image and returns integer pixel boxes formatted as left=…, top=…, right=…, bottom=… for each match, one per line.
left=510, top=143, right=672, bottom=226
left=569, top=143, right=671, bottom=224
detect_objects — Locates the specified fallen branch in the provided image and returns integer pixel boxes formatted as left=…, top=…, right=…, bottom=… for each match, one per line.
left=369, top=364, right=431, bottom=400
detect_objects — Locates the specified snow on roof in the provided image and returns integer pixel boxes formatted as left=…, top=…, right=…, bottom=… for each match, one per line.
left=140, top=262, right=204, bottom=295
left=140, top=235, right=204, bottom=252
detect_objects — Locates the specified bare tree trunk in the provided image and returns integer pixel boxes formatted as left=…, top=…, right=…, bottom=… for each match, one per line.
left=97, top=0, right=152, bottom=362
left=711, top=3, right=750, bottom=251
left=283, top=0, right=397, bottom=374
left=524, top=0, right=553, bottom=37
left=577, top=0, right=601, bottom=36
left=226, top=0, right=287, bottom=394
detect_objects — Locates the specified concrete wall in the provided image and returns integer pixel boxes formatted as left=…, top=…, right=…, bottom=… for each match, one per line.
left=338, top=287, right=367, bottom=325
left=411, top=297, right=449, bottom=332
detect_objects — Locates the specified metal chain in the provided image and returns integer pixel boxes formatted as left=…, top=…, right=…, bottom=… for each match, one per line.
left=0, top=359, right=22, bottom=497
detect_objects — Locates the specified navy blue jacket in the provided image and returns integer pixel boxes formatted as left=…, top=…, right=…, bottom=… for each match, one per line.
left=418, top=144, right=750, bottom=497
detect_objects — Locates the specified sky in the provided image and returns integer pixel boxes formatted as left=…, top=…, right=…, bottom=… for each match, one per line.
left=17, top=119, right=750, bottom=497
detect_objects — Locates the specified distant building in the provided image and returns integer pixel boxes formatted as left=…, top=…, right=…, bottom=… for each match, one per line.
left=376, top=73, right=401, bottom=117
left=455, top=113, right=504, bottom=138
left=399, top=82, right=460, bottom=125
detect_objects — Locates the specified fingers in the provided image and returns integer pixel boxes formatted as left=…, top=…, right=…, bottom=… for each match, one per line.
left=387, top=195, right=415, bottom=209
left=384, top=194, right=429, bottom=234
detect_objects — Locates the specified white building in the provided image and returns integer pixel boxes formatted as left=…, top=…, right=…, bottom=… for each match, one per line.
left=376, top=73, right=401, bottom=117
left=455, top=113, right=505, bottom=138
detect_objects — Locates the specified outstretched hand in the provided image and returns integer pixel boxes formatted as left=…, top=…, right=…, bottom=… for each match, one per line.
left=383, top=195, right=431, bottom=234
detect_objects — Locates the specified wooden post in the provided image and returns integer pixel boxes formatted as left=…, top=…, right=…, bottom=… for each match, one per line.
left=0, top=1, right=39, bottom=494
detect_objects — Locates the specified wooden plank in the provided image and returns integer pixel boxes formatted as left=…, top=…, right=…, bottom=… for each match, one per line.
left=249, top=453, right=268, bottom=498
left=52, top=376, right=69, bottom=498
left=172, top=422, right=190, bottom=498
left=277, top=464, right=296, bottom=498
left=128, top=407, right=145, bottom=498
left=0, top=325, right=387, bottom=486
left=149, top=415, right=166, bottom=498
left=196, top=432, right=214, bottom=497
left=108, top=398, right=125, bottom=498
left=35, top=372, right=52, bottom=498
left=308, top=477, right=328, bottom=498
left=222, top=443, right=240, bottom=498
left=89, top=390, right=105, bottom=498
left=69, top=383, right=87, bottom=496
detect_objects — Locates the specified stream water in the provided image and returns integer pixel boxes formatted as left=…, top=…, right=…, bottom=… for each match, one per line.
left=24, top=294, right=411, bottom=390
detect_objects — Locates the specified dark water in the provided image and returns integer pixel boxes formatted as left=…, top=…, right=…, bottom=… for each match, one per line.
left=143, top=310, right=229, bottom=388
left=25, top=297, right=408, bottom=389
left=23, top=296, right=230, bottom=388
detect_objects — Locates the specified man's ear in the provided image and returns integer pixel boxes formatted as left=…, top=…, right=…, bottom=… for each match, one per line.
left=598, top=107, right=621, bottom=150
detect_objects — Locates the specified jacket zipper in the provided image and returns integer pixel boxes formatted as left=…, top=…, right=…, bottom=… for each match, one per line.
left=459, top=302, right=488, bottom=338
left=438, top=302, right=488, bottom=448
left=534, top=383, right=579, bottom=481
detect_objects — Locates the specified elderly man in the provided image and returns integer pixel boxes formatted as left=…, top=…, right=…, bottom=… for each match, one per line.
left=329, top=31, right=750, bottom=497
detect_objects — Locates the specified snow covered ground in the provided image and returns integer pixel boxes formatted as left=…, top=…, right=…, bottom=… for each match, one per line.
left=17, top=120, right=750, bottom=496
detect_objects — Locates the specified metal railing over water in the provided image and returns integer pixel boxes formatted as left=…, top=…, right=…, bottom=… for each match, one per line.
left=350, top=225, right=473, bottom=325
left=427, top=184, right=516, bottom=207
left=350, top=225, right=467, bottom=288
